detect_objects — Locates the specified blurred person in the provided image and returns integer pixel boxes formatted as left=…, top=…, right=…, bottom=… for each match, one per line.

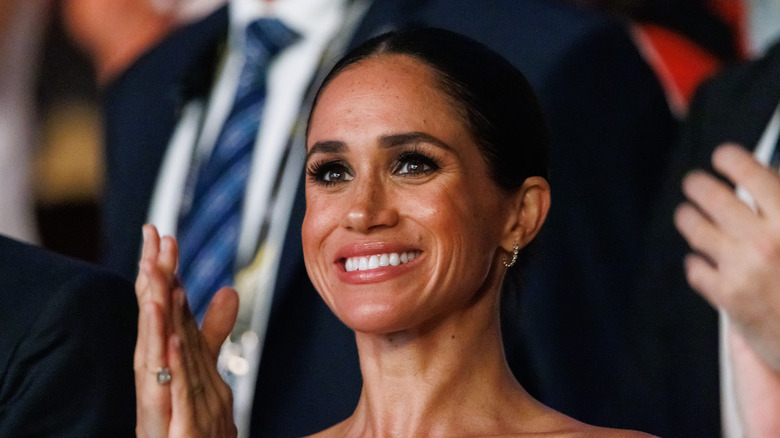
left=133, top=28, right=653, bottom=438
left=571, top=0, right=743, bottom=117
left=61, top=0, right=225, bottom=85
left=576, top=0, right=780, bottom=117
left=676, top=144, right=780, bottom=437
left=102, top=0, right=675, bottom=436
left=0, top=233, right=137, bottom=435
left=0, top=0, right=49, bottom=243
left=636, top=34, right=780, bottom=438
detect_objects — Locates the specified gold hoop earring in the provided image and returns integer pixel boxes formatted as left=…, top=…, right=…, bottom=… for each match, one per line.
left=503, top=242, right=519, bottom=268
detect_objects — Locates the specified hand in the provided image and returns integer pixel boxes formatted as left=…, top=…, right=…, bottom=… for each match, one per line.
left=674, top=143, right=780, bottom=372
left=134, top=225, right=239, bottom=437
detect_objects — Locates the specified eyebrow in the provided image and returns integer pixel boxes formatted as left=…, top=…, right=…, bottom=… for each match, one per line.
left=307, top=131, right=454, bottom=161
left=379, top=132, right=454, bottom=152
left=306, top=140, right=345, bottom=160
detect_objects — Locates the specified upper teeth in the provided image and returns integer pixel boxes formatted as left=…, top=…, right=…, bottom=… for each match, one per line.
left=344, top=251, right=418, bottom=272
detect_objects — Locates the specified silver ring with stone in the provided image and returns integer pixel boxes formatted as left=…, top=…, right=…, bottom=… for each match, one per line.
left=156, top=367, right=171, bottom=385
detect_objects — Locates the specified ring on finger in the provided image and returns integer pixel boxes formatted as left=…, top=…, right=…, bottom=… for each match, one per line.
left=156, top=367, right=172, bottom=385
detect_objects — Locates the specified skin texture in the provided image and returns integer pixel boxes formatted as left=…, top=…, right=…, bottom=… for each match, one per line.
left=675, top=143, right=780, bottom=436
left=301, top=54, right=647, bottom=438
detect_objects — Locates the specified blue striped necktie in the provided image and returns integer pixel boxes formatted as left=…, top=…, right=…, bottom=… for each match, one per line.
left=177, top=18, right=299, bottom=320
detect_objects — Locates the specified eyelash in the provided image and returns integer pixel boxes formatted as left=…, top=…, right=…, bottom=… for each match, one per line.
left=306, top=159, right=352, bottom=187
left=306, top=148, right=441, bottom=187
left=393, top=150, right=440, bottom=176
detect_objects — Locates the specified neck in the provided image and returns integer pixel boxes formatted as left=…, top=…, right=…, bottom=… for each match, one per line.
left=340, top=288, right=544, bottom=437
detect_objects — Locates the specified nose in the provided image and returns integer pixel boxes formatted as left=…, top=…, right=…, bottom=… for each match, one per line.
left=343, top=177, right=398, bottom=233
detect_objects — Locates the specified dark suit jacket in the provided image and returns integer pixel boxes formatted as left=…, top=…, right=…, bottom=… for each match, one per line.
left=102, top=1, right=675, bottom=436
left=0, top=235, right=137, bottom=437
left=634, top=40, right=780, bottom=438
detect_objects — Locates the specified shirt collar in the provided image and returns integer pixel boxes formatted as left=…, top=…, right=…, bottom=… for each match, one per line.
left=228, top=0, right=350, bottom=49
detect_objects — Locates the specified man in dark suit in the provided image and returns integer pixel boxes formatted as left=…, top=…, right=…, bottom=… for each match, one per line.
left=0, top=234, right=137, bottom=436
left=102, top=0, right=675, bottom=436
left=635, top=39, right=780, bottom=438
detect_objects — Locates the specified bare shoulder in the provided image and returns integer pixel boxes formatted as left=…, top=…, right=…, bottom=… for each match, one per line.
left=565, top=424, right=656, bottom=438
left=520, top=413, right=656, bottom=438
left=301, top=421, right=347, bottom=438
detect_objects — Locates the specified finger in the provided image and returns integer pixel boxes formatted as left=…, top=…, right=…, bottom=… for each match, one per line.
left=682, top=253, right=723, bottom=310
left=136, top=301, right=171, bottom=438
left=712, top=143, right=780, bottom=219
left=171, top=332, right=234, bottom=435
left=138, top=256, right=173, bottom=331
left=674, top=202, right=727, bottom=263
left=158, top=235, right=179, bottom=280
left=681, top=170, right=757, bottom=235
left=201, top=287, right=240, bottom=359
left=167, top=333, right=197, bottom=434
left=137, top=225, right=162, bottom=301
left=141, top=224, right=161, bottom=265
left=171, top=288, right=228, bottom=429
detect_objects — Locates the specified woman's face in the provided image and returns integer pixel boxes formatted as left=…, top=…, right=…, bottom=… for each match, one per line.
left=303, top=54, right=513, bottom=334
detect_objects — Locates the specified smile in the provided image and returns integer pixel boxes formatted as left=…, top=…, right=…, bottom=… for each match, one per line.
left=344, top=251, right=420, bottom=272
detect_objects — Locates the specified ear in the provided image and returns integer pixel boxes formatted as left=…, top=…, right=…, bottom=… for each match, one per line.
left=501, top=176, right=551, bottom=252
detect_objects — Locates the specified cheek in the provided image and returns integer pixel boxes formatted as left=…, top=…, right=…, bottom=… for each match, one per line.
left=302, top=207, right=333, bottom=302
left=430, top=184, right=505, bottom=267
left=302, top=194, right=334, bottom=267
left=419, top=183, right=500, bottom=240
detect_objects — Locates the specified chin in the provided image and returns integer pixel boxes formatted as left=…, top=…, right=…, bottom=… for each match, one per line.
left=332, top=301, right=414, bottom=335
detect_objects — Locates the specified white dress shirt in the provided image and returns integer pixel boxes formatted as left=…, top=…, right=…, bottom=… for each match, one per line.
left=746, top=0, right=780, bottom=56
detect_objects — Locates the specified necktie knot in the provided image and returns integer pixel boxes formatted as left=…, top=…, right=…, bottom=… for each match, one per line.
left=240, top=18, right=300, bottom=92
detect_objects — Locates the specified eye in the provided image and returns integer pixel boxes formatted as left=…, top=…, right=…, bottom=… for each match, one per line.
left=307, top=160, right=353, bottom=186
left=394, top=152, right=439, bottom=176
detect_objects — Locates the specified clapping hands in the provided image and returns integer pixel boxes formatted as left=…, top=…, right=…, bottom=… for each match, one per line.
left=134, top=225, right=239, bottom=438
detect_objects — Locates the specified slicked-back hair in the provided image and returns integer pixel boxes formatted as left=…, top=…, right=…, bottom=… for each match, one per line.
left=308, top=27, right=550, bottom=192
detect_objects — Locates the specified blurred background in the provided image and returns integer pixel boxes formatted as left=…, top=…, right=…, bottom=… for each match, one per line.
left=1, top=0, right=776, bottom=262
left=1, top=0, right=223, bottom=261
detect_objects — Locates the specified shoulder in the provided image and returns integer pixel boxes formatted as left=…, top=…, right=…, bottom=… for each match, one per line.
left=696, top=40, right=780, bottom=107
left=0, top=235, right=137, bottom=435
left=533, top=420, right=656, bottom=438
left=574, top=426, right=656, bottom=438
left=104, top=5, right=228, bottom=103
left=0, top=234, right=134, bottom=302
left=0, top=235, right=137, bottom=361
left=685, top=40, right=780, bottom=158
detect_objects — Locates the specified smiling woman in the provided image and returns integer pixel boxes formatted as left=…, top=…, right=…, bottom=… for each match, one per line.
left=303, top=50, right=538, bottom=336
left=297, top=28, right=650, bottom=437
left=133, top=28, right=654, bottom=437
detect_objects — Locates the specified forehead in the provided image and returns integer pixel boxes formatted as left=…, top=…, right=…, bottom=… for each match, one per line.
left=309, top=54, right=466, bottom=144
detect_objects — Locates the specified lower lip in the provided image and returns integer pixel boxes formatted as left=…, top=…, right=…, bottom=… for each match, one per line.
left=336, top=256, right=420, bottom=284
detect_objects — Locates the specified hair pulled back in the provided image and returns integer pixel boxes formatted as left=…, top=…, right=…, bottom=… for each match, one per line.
left=309, top=27, right=549, bottom=191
